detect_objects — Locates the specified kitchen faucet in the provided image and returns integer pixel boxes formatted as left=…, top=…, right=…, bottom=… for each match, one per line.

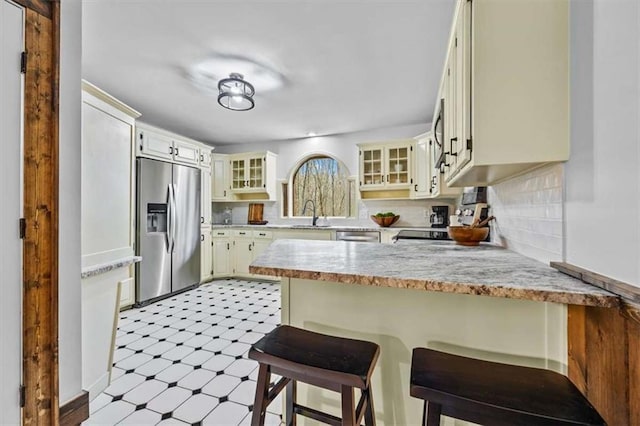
left=301, top=199, right=318, bottom=226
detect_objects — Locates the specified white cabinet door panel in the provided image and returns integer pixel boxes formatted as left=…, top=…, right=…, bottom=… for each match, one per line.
left=173, top=139, right=199, bottom=165
left=140, top=130, right=173, bottom=161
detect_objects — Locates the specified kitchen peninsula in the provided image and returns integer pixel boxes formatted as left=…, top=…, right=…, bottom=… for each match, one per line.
left=250, top=239, right=618, bottom=426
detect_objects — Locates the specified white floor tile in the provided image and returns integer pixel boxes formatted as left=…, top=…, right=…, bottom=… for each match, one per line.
left=162, top=345, right=195, bottom=361
left=155, top=363, right=194, bottom=383
left=177, top=369, right=217, bottom=390
left=170, top=319, right=196, bottom=330
left=228, top=380, right=257, bottom=406
left=238, top=332, right=264, bottom=345
left=185, top=322, right=210, bottom=333
left=156, top=418, right=190, bottom=426
left=134, top=357, right=173, bottom=377
left=202, top=325, right=228, bottom=337
left=126, top=336, right=159, bottom=351
left=182, top=334, right=213, bottom=348
left=117, top=353, right=154, bottom=371
left=221, top=342, right=251, bottom=357
left=89, top=392, right=112, bottom=414
left=150, top=327, right=179, bottom=340
left=224, top=359, right=258, bottom=378
left=181, top=349, right=215, bottom=366
left=147, top=386, right=192, bottom=414
left=166, top=330, right=196, bottom=344
left=119, top=408, right=162, bottom=425
left=203, top=338, right=232, bottom=353
left=143, top=341, right=176, bottom=356
left=203, top=401, right=249, bottom=426
left=234, top=320, right=259, bottom=332
left=118, top=321, right=148, bottom=333
left=111, top=367, right=126, bottom=381
left=172, top=393, right=218, bottom=424
left=116, top=332, right=146, bottom=346
left=84, top=400, right=135, bottom=425
left=219, top=317, right=242, bottom=328
left=123, top=379, right=167, bottom=405
left=103, top=373, right=146, bottom=396
left=202, top=374, right=241, bottom=398
left=220, top=329, right=246, bottom=341
left=113, top=348, right=135, bottom=363
left=203, top=354, right=236, bottom=373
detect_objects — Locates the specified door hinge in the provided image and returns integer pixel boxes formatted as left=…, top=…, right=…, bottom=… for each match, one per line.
left=20, top=52, right=27, bottom=74
left=19, top=218, right=26, bottom=239
left=19, top=385, right=25, bottom=407
left=466, top=138, right=473, bottom=150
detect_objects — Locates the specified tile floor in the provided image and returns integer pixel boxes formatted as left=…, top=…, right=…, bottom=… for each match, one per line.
left=85, top=279, right=283, bottom=425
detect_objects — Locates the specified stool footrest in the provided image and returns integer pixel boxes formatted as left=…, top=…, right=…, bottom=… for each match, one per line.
left=267, top=377, right=290, bottom=404
left=294, top=404, right=342, bottom=426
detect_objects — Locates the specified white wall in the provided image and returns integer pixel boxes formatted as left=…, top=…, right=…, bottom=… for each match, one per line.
left=59, top=0, right=83, bottom=404
left=564, top=0, right=640, bottom=286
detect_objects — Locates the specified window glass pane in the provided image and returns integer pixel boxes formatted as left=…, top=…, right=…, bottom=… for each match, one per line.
left=292, top=156, right=350, bottom=217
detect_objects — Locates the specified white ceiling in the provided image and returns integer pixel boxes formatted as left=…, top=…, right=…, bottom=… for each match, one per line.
left=82, top=0, right=455, bottom=145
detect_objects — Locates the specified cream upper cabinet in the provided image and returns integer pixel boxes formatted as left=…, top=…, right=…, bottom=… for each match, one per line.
left=211, top=153, right=230, bottom=201
left=227, top=151, right=277, bottom=200
left=358, top=141, right=414, bottom=196
left=435, top=0, right=569, bottom=186
left=411, top=135, right=431, bottom=199
left=199, top=147, right=212, bottom=168
left=136, top=123, right=202, bottom=167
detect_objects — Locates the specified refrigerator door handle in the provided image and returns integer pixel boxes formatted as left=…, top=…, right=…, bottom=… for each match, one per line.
left=170, top=183, right=178, bottom=253
left=166, top=184, right=173, bottom=253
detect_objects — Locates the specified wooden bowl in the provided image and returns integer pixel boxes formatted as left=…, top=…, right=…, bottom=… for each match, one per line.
left=447, top=226, right=489, bottom=246
left=370, top=215, right=400, bottom=227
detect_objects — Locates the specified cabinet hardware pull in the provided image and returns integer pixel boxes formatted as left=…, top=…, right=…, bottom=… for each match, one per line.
left=414, top=184, right=418, bottom=192
left=201, top=217, right=204, bottom=224
left=201, top=234, right=204, bottom=241
left=169, top=146, right=173, bottom=155
left=248, top=243, right=252, bottom=251
left=175, top=148, right=179, bottom=156
left=227, top=243, right=230, bottom=250
left=200, top=154, right=204, bottom=161
left=223, top=190, right=226, bottom=197
left=259, top=233, right=265, bottom=236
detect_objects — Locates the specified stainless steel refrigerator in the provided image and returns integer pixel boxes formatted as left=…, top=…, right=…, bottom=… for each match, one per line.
left=135, top=158, right=201, bottom=305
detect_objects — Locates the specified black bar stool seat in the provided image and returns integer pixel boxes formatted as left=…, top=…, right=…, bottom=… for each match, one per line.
left=249, top=325, right=380, bottom=426
left=410, top=348, right=606, bottom=426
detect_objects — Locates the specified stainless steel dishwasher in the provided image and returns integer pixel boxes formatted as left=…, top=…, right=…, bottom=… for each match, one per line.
left=335, top=230, right=380, bottom=243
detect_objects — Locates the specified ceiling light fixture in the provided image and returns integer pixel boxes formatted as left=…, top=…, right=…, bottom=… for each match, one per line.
left=218, top=73, right=255, bottom=111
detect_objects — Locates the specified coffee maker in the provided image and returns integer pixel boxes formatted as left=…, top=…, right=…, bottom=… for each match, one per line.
left=430, top=206, right=449, bottom=228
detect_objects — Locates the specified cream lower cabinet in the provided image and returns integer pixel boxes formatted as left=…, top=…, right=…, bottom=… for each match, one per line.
left=212, top=230, right=232, bottom=277
left=200, top=228, right=213, bottom=283
left=232, top=230, right=273, bottom=277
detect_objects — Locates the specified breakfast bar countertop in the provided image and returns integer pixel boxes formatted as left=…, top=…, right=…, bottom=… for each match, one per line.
left=249, top=239, right=619, bottom=307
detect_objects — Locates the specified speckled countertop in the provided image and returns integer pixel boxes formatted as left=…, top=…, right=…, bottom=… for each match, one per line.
left=81, top=256, right=142, bottom=279
left=249, top=239, right=619, bottom=307
left=210, top=224, right=448, bottom=232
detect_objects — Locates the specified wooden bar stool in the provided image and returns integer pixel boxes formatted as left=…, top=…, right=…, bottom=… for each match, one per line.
left=410, top=348, right=605, bottom=426
left=248, top=325, right=380, bottom=426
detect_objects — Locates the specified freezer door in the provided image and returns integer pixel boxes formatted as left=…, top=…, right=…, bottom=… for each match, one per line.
left=136, top=158, right=173, bottom=303
left=172, top=164, right=201, bottom=292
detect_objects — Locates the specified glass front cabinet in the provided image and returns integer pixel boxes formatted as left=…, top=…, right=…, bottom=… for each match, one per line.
left=358, top=141, right=413, bottom=191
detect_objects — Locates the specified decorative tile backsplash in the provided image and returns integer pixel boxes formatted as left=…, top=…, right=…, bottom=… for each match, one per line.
left=488, top=164, right=564, bottom=264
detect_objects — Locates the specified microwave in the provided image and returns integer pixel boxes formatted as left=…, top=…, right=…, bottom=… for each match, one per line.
left=433, top=97, right=445, bottom=169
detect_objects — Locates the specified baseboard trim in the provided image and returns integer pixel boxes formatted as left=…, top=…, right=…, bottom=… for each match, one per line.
left=60, top=391, right=89, bottom=426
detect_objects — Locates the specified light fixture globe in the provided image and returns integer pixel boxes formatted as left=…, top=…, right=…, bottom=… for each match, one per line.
left=217, top=73, right=255, bottom=111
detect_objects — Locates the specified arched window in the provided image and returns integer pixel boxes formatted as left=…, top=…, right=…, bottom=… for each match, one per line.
left=290, top=155, right=353, bottom=218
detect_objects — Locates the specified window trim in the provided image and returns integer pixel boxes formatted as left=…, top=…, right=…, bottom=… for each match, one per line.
left=284, top=152, right=355, bottom=219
